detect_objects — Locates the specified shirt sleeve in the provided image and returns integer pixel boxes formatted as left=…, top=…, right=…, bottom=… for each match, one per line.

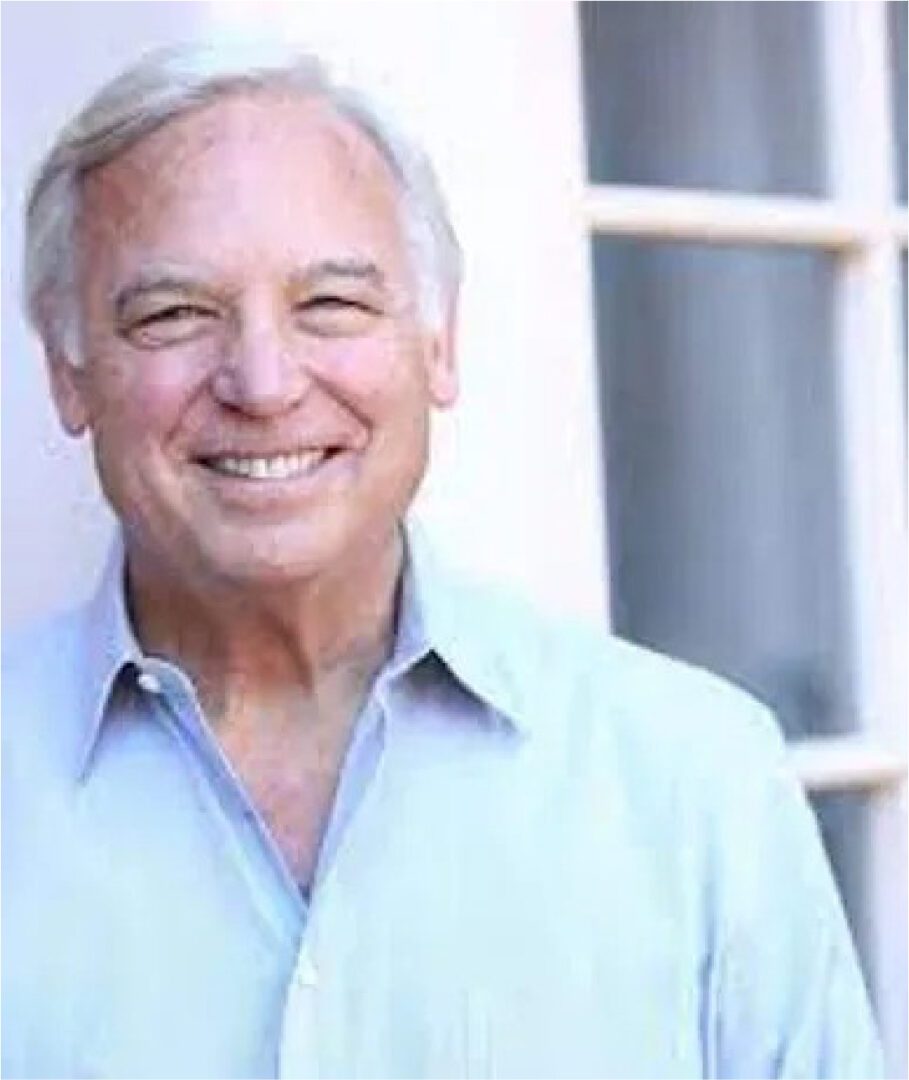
left=706, top=709, right=885, bottom=1079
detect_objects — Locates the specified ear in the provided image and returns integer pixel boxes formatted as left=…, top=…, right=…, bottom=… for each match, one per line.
left=44, top=345, right=92, bottom=437
left=425, top=298, right=459, bottom=410
left=34, top=294, right=94, bottom=436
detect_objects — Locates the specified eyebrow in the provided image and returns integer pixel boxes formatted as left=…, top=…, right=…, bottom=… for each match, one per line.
left=292, top=259, right=387, bottom=290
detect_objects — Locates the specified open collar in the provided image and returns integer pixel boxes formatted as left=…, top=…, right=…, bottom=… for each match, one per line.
left=74, top=519, right=532, bottom=779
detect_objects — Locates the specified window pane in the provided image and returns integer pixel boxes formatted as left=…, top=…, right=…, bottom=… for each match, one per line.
left=888, top=0, right=907, bottom=203
left=809, top=791, right=872, bottom=997
left=592, top=239, right=854, bottom=737
left=579, top=2, right=827, bottom=196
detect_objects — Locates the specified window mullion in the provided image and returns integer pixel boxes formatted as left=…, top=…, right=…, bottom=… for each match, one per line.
left=822, top=3, right=907, bottom=1072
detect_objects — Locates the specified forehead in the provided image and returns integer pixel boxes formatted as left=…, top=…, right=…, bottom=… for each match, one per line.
left=77, top=90, right=407, bottom=275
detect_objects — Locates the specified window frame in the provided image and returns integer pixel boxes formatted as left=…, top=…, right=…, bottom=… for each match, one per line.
left=575, top=2, right=908, bottom=1071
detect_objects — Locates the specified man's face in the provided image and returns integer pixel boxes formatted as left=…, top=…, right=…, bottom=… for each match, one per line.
left=50, top=91, right=457, bottom=589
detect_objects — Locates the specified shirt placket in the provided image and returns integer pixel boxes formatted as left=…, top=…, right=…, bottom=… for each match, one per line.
left=137, top=658, right=306, bottom=949
left=278, top=944, right=321, bottom=1078
left=276, top=694, right=394, bottom=1078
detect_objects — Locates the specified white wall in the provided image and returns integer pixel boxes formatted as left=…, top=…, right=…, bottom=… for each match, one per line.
left=1, top=1, right=608, bottom=633
left=1, top=1, right=209, bottom=630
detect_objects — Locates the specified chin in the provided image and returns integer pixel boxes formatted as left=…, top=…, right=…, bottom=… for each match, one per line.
left=190, top=517, right=373, bottom=590
left=199, top=545, right=334, bottom=590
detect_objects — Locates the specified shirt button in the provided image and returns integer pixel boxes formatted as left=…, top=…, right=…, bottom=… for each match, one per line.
left=136, top=670, right=163, bottom=695
left=295, top=953, right=318, bottom=989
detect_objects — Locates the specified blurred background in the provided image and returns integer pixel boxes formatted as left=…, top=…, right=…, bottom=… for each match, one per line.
left=2, top=2, right=906, bottom=1074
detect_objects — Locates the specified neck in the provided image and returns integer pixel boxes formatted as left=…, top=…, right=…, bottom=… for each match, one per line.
left=125, top=527, right=404, bottom=735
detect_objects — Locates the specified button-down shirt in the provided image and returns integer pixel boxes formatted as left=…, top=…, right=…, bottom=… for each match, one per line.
left=2, top=523, right=883, bottom=1078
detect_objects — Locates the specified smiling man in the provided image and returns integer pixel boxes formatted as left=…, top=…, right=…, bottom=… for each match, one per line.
left=2, top=42, right=883, bottom=1080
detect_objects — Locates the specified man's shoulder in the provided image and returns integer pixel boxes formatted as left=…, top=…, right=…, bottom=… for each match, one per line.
left=2, top=605, right=93, bottom=760
left=3, top=605, right=88, bottom=688
left=443, top=565, right=786, bottom=791
left=441, top=569, right=799, bottom=886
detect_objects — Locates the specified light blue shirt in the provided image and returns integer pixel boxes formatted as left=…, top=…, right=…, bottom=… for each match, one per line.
left=2, top=524, right=883, bottom=1078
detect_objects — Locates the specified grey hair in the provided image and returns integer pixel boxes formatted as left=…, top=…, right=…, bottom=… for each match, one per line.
left=24, top=40, right=462, bottom=363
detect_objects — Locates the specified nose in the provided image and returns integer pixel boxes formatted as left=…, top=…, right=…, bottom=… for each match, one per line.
left=211, top=310, right=310, bottom=417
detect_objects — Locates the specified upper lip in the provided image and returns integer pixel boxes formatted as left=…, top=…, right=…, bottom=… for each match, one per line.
left=193, top=445, right=342, bottom=461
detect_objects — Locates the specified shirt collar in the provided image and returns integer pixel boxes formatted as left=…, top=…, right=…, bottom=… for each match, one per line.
left=75, top=532, right=144, bottom=781
left=75, top=520, right=531, bottom=778
left=396, top=518, right=530, bottom=735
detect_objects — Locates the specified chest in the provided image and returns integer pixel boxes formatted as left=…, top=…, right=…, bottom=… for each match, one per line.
left=5, top=714, right=706, bottom=1079
left=219, top=721, right=352, bottom=887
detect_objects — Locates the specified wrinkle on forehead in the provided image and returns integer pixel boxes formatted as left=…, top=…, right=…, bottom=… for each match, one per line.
left=76, top=89, right=411, bottom=292
left=80, top=90, right=401, bottom=227
left=86, top=88, right=396, bottom=191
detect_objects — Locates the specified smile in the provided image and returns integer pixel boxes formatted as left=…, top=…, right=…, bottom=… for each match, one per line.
left=201, top=450, right=331, bottom=480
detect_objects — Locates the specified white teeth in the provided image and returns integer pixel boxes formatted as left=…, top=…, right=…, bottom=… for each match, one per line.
left=208, top=451, right=328, bottom=480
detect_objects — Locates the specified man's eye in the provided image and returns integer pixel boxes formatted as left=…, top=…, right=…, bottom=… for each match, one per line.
left=300, top=297, right=369, bottom=312
left=133, top=304, right=214, bottom=327
left=294, top=296, right=377, bottom=337
left=123, top=304, right=219, bottom=348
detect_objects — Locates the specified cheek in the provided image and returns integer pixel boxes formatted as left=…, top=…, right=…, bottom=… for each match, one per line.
left=89, top=362, right=203, bottom=515
left=313, top=335, right=429, bottom=412
left=94, top=357, right=207, bottom=442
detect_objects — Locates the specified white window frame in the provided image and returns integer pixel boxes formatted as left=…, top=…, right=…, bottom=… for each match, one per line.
left=574, top=2, right=908, bottom=1072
